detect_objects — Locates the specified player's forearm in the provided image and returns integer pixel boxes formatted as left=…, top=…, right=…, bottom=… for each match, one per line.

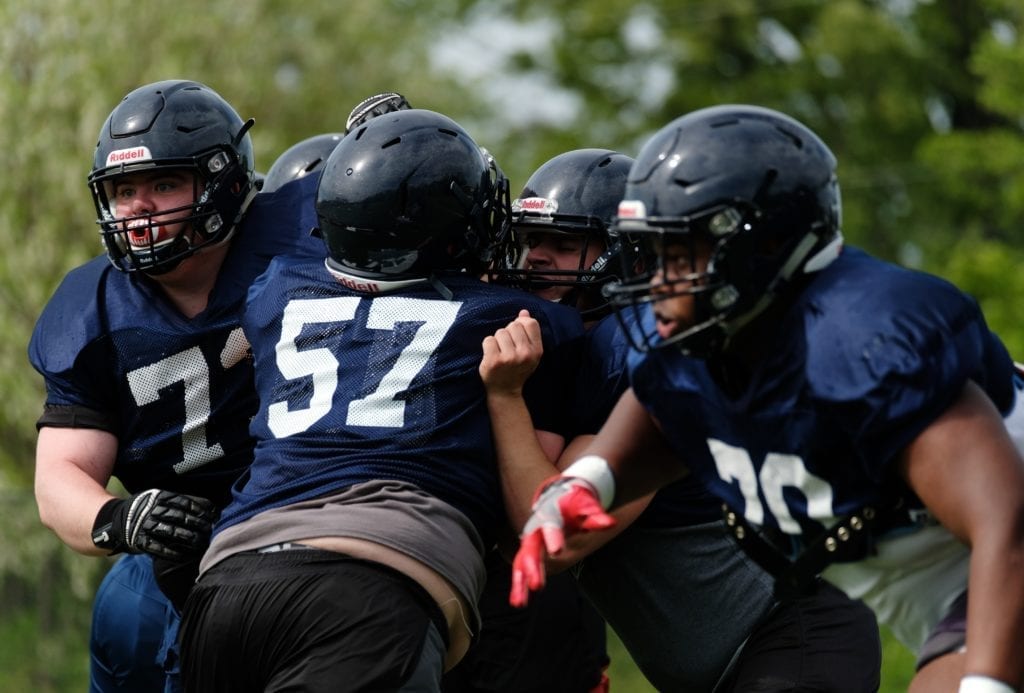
left=35, top=428, right=119, bottom=556
left=486, top=391, right=563, bottom=531
left=544, top=434, right=654, bottom=566
left=964, top=529, right=1024, bottom=687
left=35, top=466, right=115, bottom=556
left=581, top=389, right=686, bottom=507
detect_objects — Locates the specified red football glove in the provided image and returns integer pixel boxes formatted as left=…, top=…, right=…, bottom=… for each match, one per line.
left=509, top=477, right=615, bottom=608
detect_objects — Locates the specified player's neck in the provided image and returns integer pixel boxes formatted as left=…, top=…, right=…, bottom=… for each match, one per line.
left=150, top=243, right=231, bottom=318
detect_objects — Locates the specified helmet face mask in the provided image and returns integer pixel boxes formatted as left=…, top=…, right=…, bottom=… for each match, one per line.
left=97, top=169, right=208, bottom=272
left=316, top=109, right=510, bottom=282
left=88, top=80, right=256, bottom=275
left=607, top=105, right=844, bottom=356
left=491, top=149, right=633, bottom=316
left=501, top=217, right=609, bottom=293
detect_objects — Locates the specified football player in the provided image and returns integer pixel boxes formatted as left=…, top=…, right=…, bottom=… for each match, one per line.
left=511, top=105, right=1024, bottom=693
left=483, top=148, right=881, bottom=691
left=446, top=149, right=630, bottom=693
left=29, top=80, right=324, bottom=692
left=177, top=109, right=586, bottom=692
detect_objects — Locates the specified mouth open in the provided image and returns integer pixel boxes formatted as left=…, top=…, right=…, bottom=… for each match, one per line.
left=125, top=219, right=173, bottom=249
left=654, top=311, right=678, bottom=339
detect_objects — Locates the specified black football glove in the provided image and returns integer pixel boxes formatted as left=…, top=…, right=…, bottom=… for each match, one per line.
left=91, top=489, right=218, bottom=560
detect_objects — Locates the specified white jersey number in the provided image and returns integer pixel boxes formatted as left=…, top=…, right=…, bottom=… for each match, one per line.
left=268, top=296, right=461, bottom=437
left=708, top=438, right=837, bottom=533
left=127, top=327, right=250, bottom=474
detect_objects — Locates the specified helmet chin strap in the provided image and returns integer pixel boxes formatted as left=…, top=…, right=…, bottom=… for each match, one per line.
left=720, top=230, right=842, bottom=343
left=209, top=183, right=259, bottom=248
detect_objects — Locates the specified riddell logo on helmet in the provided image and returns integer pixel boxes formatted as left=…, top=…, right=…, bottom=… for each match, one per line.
left=617, top=200, right=646, bottom=218
left=511, top=197, right=557, bottom=216
left=106, top=147, right=153, bottom=166
left=333, top=274, right=381, bottom=293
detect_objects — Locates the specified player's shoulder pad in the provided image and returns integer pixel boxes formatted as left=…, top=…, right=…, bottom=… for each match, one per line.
left=29, top=255, right=124, bottom=372
left=801, top=248, right=986, bottom=402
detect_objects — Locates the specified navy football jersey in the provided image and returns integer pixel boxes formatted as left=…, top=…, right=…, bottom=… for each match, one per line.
left=575, top=314, right=721, bottom=527
left=628, top=247, right=1014, bottom=545
left=216, top=258, right=585, bottom=545
left=28, top=176, right=324, bottom=506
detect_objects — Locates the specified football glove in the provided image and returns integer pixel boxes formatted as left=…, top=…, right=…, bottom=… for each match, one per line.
left=510, top=477, right=615, bottom=608
left=91, top=489, right=218, bottom=560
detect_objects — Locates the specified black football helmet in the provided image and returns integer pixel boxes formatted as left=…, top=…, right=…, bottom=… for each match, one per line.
left=607, top=104, right=843, bottom=356
left=316, top=108, right=510, bottom=282
left=88, top=80, right=256, bottom=274
left=492, top=149, right=633, bottom=317
left=262, top=133, right=343, bottom=193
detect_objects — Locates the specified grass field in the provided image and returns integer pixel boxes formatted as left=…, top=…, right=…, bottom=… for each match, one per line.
left=605, top=623, right=917, bottom=692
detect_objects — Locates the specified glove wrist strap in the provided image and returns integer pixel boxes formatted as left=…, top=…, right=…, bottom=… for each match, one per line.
left=562, top=455, right=616, bottom=509
left=91, top=497, right=128, bottom=554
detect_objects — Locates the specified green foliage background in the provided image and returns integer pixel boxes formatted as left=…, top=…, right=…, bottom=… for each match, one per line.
left=1, top=0, right=1021, bottom=689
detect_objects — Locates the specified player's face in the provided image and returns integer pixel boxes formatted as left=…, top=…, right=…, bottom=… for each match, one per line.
left=650, top=237, right=712, bottom=340
left=523, top=230, right=605, bottom=301
left=112, top=170, right=202, bottom=252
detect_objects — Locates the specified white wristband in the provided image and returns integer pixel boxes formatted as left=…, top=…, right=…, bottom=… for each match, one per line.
left=561, top=455, right=616, bottom=510
left=959, top=675, right=1016, bottom=693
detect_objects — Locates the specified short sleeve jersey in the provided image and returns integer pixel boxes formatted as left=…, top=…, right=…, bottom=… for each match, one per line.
left=628, top=247, right=1014, bottom=542
left=27, top=176, right=324, bottom=506
left=215, top=258, right=585, bottom=547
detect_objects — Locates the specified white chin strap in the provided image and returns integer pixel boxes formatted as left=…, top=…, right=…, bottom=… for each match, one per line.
left=723, top=231, right=843, bottom=338
left=803, top=233, right=843, bottom=273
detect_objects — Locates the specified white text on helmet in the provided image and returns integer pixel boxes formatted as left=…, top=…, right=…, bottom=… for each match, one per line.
left=512, top=197, right=558, bottom=216
left=106, top=146, right=153, bottom=166
left=333, top=274, right=381, bottom=294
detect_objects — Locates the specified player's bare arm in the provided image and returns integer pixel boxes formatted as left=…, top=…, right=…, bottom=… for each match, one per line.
left=480, top=309, right=566, bottom=531
left=510, top=387, right=687, bottom=606
left=900, top=380, right=1024, bottom=688
left=482, top=312, right=659, bottom=569
left=35, top=426, right=119, bottom=555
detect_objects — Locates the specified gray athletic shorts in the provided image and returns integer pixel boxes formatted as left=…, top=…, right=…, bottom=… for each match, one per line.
left=575, top=520, right=776, bottom=691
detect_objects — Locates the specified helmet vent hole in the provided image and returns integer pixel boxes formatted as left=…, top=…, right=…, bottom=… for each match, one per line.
left=382, top=137, right=401, bottom=149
